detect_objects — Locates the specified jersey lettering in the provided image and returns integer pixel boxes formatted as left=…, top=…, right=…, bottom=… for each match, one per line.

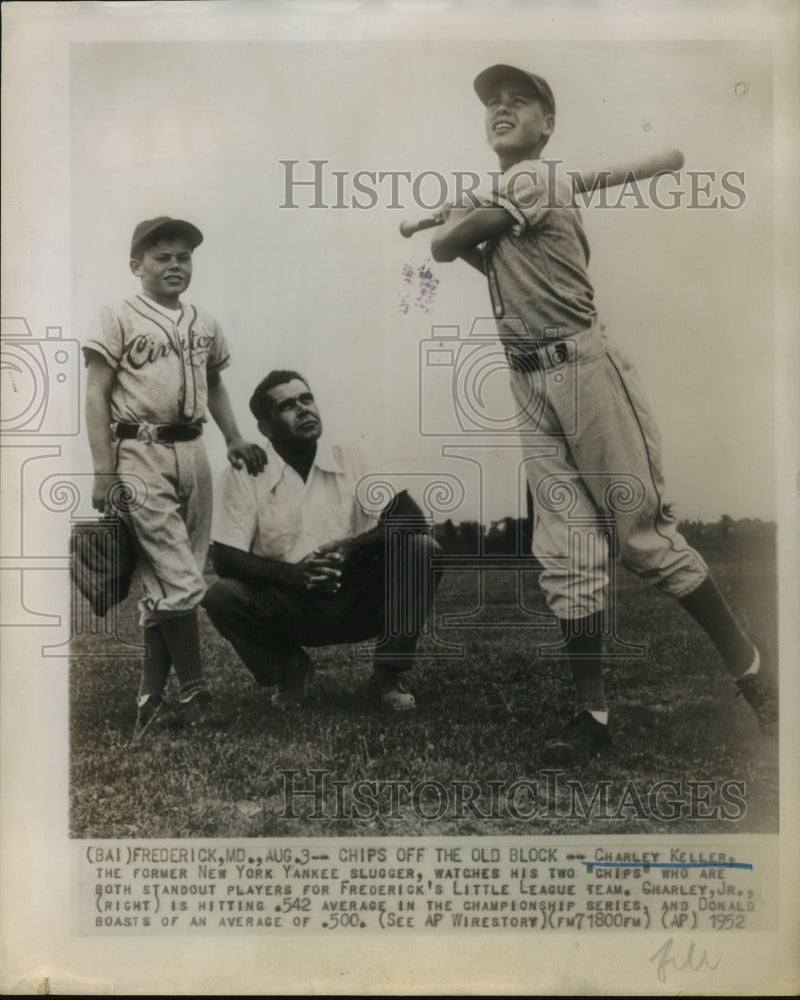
left=124, top=335, right=177, bottom=370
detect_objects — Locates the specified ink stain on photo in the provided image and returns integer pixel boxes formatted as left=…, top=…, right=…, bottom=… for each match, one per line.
left=400, top=259, right=439, bottom=314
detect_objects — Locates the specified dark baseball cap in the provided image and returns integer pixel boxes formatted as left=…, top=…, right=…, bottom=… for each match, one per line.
left=130, top=216, right=204, bottom=257
left=474, top=65, right=556, bottom=116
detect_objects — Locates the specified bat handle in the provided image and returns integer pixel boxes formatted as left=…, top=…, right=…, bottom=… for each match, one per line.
left=399, top=215, right=444, bottom=238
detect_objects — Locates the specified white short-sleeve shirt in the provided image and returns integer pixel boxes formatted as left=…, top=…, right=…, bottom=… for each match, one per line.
left=211, top=439, right=379, bottom=563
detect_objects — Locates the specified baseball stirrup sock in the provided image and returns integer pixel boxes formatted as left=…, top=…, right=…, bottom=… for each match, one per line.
left=560, top=614, right=608, bottom=721
left=138, top=624, right=172, bottom=701
left=158, top=612, right=208, bottom=700
left=677, top=576, right=756, bottom=677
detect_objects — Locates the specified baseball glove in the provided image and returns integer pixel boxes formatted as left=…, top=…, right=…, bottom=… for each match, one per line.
left=70, top=516, right=137, bottom=617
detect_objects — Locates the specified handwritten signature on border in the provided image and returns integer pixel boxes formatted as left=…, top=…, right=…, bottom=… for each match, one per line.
left=650, top=937, right=721, bottom=983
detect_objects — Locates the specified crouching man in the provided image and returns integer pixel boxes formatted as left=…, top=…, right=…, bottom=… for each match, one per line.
left=203, top=370, right=440, bottom=709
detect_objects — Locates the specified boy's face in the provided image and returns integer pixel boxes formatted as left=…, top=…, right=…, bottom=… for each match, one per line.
left=259, top=378, right=322, bottom=452
left=130, top=236, right=193, bottom=305
left=484, top=80, right=554, bottom=166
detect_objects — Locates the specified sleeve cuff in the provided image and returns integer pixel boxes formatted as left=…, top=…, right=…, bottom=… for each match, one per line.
left=490, top=193, right=528, bottom=236
left=82, top=342, right=119, bottom=368
left=207, top=354, right=231, bottom=374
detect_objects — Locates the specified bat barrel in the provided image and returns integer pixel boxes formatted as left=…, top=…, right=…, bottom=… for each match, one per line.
left=573, top=148, right=685, bottom=194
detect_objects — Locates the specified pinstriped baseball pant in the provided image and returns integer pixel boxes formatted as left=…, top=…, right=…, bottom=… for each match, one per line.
left=509, top=326, right=708, bottom=620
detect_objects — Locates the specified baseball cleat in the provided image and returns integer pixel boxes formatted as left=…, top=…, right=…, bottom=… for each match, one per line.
left=271, top=649, right=315, bottom=708
left=370, top=667, right=416, bottom=711
left=539, top=711, right=612, bottom=765
left=178, top=689, right=228, bottom=728
left=735, top=672, right=778, bottom=734
left=130, top=694, right=183, bottom=744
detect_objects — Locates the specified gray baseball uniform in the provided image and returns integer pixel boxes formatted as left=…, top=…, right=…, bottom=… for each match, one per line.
left=482, top=162, right=708, bottom=619
left=83, top=293, right=230, bottom=626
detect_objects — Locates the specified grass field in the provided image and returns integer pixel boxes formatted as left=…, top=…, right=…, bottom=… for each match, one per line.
left=70, top=536, right=778, bottom=839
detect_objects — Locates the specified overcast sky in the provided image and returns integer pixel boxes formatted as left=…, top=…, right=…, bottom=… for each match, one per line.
left=68, top=37, right=775, bottom=525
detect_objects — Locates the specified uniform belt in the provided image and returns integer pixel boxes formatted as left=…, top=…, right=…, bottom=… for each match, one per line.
left=115, top=422, right=203, bottom=443
left=505, top=340, right=573, bottom=373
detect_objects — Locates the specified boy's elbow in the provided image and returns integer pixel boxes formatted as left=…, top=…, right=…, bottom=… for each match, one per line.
left=430, top=235, right=457, bottom=263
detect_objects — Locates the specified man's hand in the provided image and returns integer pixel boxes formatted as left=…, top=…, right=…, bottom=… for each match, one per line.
left=227, top=439, right=267, bottom=476
left=297, top=541, right=357, bottom=595
left=313, top=538, right=356, bottom=560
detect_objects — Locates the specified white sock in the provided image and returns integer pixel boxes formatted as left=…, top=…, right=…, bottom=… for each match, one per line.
left=736, top=648, right=760, bottom=680
left=588, top=710, right=609, bottom=726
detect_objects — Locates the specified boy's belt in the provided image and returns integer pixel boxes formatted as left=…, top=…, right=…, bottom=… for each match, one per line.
left=115, top=422, right=203, bottom=443
left=505, top=340, right=574, bottom=373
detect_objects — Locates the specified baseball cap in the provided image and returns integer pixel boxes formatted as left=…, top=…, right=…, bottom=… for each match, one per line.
left=130, top=216, right=204, bottom=257
left=474, top=65, right=556, bottom=116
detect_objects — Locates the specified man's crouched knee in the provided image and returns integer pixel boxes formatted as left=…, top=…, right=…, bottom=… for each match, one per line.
left=202, top=577, right=250, bottom=625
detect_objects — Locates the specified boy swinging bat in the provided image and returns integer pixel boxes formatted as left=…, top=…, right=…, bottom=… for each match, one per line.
left=400, top=147, right=685, bottom=237
left=416, top=64, right=776, bottom=763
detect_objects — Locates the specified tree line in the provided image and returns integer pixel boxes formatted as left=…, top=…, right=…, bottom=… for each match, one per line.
left=433, top=515, right=775, bottom=555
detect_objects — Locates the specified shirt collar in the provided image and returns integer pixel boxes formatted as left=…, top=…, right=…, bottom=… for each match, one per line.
left=137, top=293, right=183, bottom=320
left=314, top=438, right=345, bottom=474
left=262, top=438, right=344, bottom=491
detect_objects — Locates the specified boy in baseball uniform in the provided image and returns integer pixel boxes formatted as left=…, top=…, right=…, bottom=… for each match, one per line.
left=430, top=65, right=776, bottom=762
left=83, top=216, right=266, bottom=737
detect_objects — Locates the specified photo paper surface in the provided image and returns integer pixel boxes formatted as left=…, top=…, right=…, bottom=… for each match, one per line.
left=1, top=1, right=798, bottom=994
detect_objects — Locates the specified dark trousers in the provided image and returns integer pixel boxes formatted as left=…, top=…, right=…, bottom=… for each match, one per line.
left=203, top=533, right=441, bottom=686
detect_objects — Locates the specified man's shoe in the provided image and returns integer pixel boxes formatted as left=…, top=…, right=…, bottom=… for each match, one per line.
left=178, top=689, right=228, bottom=728
left=272, top=649, right=315, bottom=708
left=736, top=672, right=778, bottom=734
left=539, top=711, right=612, bottom=765
left=371, top=667, right=416, bottom=711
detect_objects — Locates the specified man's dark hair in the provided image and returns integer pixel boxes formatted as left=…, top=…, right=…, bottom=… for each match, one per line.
left=249, top=370, right=310, bottom=421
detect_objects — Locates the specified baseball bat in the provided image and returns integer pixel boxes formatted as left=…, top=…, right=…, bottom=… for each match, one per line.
left=398, top=148, right=684, bottom=237
left=573, top=147, right=684, bottom=194
left=399, top=215, right=446, bottom=238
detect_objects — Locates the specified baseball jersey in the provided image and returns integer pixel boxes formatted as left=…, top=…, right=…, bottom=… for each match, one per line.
left=82, top=293, right=231, bottom=424
left=212, top=439, right=379, bottom=563
left=480, top=160, right=597, bottom=343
